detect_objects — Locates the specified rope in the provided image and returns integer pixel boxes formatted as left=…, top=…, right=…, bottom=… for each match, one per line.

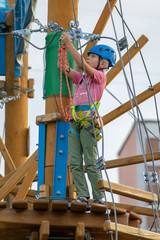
left=58, top=44, right=72, bottom=122
left=109, top=0, right=160, bottom=230
left=70, top=1, right=117, bottom=240
left=115, top=4, right=160, bottom=143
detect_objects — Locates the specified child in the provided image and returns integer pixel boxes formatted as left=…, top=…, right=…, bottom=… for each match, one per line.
left=59, top=32, right=116, bottom=205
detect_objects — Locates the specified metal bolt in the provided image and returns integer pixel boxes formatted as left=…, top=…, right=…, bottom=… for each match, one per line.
left=58, top=176, right=62, bottom=180
left=60, top=135, right=64, bottom=139
left=56, top=191, right=61, bottom=195
left=59, top=150, right=63, bottom=154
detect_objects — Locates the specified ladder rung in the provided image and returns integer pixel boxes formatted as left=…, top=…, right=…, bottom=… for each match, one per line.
left=104, top=221, right=160, bottom=240
left=97, top=180, right=158, bottom=203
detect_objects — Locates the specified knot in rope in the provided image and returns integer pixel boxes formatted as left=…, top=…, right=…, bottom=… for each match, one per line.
left=58, top=44, right=72, bottom=122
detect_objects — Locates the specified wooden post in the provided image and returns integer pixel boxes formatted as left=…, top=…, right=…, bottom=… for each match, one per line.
left=45, top=0, right=78, bottom=197
left=5, top=4, right=28, bottom=172
left=39, top=221, right=50, bottom=240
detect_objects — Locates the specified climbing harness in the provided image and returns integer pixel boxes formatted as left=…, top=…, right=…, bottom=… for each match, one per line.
left=71, top=102, right=103, bottom=141
left=71, top=102, right=100, bottom=121
left=58, top=44, right=72, bottom=122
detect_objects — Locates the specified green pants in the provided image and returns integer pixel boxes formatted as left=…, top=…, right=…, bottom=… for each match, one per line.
left=68, top=120, right=103, bottom=199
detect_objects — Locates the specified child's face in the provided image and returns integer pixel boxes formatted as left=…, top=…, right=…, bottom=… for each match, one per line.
left=86, top=53, right=99, bottom=69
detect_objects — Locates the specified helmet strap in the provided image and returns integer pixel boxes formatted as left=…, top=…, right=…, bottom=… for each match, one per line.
left=96, top=56, right=101, bottom=70
left=96, top=56, right=109, bottom=71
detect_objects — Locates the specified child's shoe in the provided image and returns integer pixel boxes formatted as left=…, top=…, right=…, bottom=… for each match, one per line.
left=75, top=197, right=90, bottom=210
left=93, top=198, right=104, bottom=204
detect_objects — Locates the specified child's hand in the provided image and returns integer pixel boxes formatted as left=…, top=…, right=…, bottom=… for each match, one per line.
left=60, top=32, right=71, bottom=47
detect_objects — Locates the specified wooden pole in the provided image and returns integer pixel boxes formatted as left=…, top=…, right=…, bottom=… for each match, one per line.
left=45, top=0, right=78, bottom=196
left=5, top=5, right=28, bottom=172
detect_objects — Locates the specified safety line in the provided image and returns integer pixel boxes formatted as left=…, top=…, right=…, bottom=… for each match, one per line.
left=71, top=1, right=118, bottom=240
left=107, top=0, right=160, bottom=231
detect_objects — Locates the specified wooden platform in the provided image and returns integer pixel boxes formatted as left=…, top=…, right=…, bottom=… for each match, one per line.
left=0, top=200, right=109, bottom=240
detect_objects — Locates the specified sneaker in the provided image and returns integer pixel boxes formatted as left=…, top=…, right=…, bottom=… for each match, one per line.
left=75, top=197, right=91, bottom=210
left=93, top=199, right=104, bottom=204
left=76, top=197, right=89, bottom=204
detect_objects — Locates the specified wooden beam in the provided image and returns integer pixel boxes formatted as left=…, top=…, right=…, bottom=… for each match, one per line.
left=15, top=159, right=38, bottom=200
left=103, top=81, right=160, bottom=125
left=97, top=180, right=158, bottom=203
left=39, top=221, right=50, bottom=240
left=106, top=35, right=149, bottom=86
left=75, top=222, right=85, bottom=240
left=105, top=152, right=160, bottom=169
left=104, top=221, right=160, bottom=239
left=0, top=149, right=38, bottom=201
left=29, top=232, right=39, bottom=240
left=107, top=201, right=160, bottom=216
left=0, top=170, right=16, bottom=187
left=0, top=136, right=16, bottom=171
left=83, top=0, right=117, bottom=59
left=36, top=112, right=60, bottom=125
left=0, top=208, right=108, bottom=230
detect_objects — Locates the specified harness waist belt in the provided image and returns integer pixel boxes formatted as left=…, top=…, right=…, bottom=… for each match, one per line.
left=75, top=105, right=96, bottom=112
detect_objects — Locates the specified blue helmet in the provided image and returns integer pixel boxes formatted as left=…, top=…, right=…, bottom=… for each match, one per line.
left=87, top=44, right=116, bottom=67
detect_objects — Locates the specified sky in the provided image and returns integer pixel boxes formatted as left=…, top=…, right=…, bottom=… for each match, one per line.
left=0, top=0, right=160, bottom=187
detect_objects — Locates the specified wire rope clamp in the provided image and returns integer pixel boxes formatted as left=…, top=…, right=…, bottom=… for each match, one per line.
left=143, top=171, right=158, bottom=184
left=96, top=156, right=104, bottom=171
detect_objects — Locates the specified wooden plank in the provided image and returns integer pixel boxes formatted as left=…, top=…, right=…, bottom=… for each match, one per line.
left=52, top=200, right=69, bottom=212
left=75, top=222, right=85, bottom=240
left=90, top=203, right=106, bottom=214
left=97, top=180, right=158, bottom=203
left=129, top=211, right=142, bottom=224
left=0, top=201, right=7, bottom=208
left=15, top=159, right=38, bottom=200
left=36, top=113, right=60, bottom=125
left=70, top=201, right=87, bottom=212
left=0, top=170, right=16, bottom=187
left=33, top=199, right=49, bottom=211
left=83, top=0, right=117, bottom=59
left=104, top=221, right=160, bottom=239
left=0, top=136, right=16, bottom=171
left=0, top=149, right=38, bottom=201
left=0, top=208, right=108, bottom=229
left=29, top=232, right=39, bottom=240
left=39, top=221, right=50, bottom=240
left=106, top=35, right=149, bottom=86
left=103, top=81, right=160, bottom=125
left=107, top=201, right=158, bottom=216
left=11, top=185, right=36, bottom=198
left=12, top=200, right=28, bottom=209
left=105, top=152, right=160, bottom=169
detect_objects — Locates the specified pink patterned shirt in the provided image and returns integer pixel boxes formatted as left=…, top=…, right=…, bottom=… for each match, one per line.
left=71, top=69, right=106, bottom=119
left=72, top=69, right=106, bottom=106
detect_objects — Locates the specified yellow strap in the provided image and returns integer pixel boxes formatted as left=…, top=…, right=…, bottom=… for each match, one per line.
left=71, top=102, right=100, bottom=122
